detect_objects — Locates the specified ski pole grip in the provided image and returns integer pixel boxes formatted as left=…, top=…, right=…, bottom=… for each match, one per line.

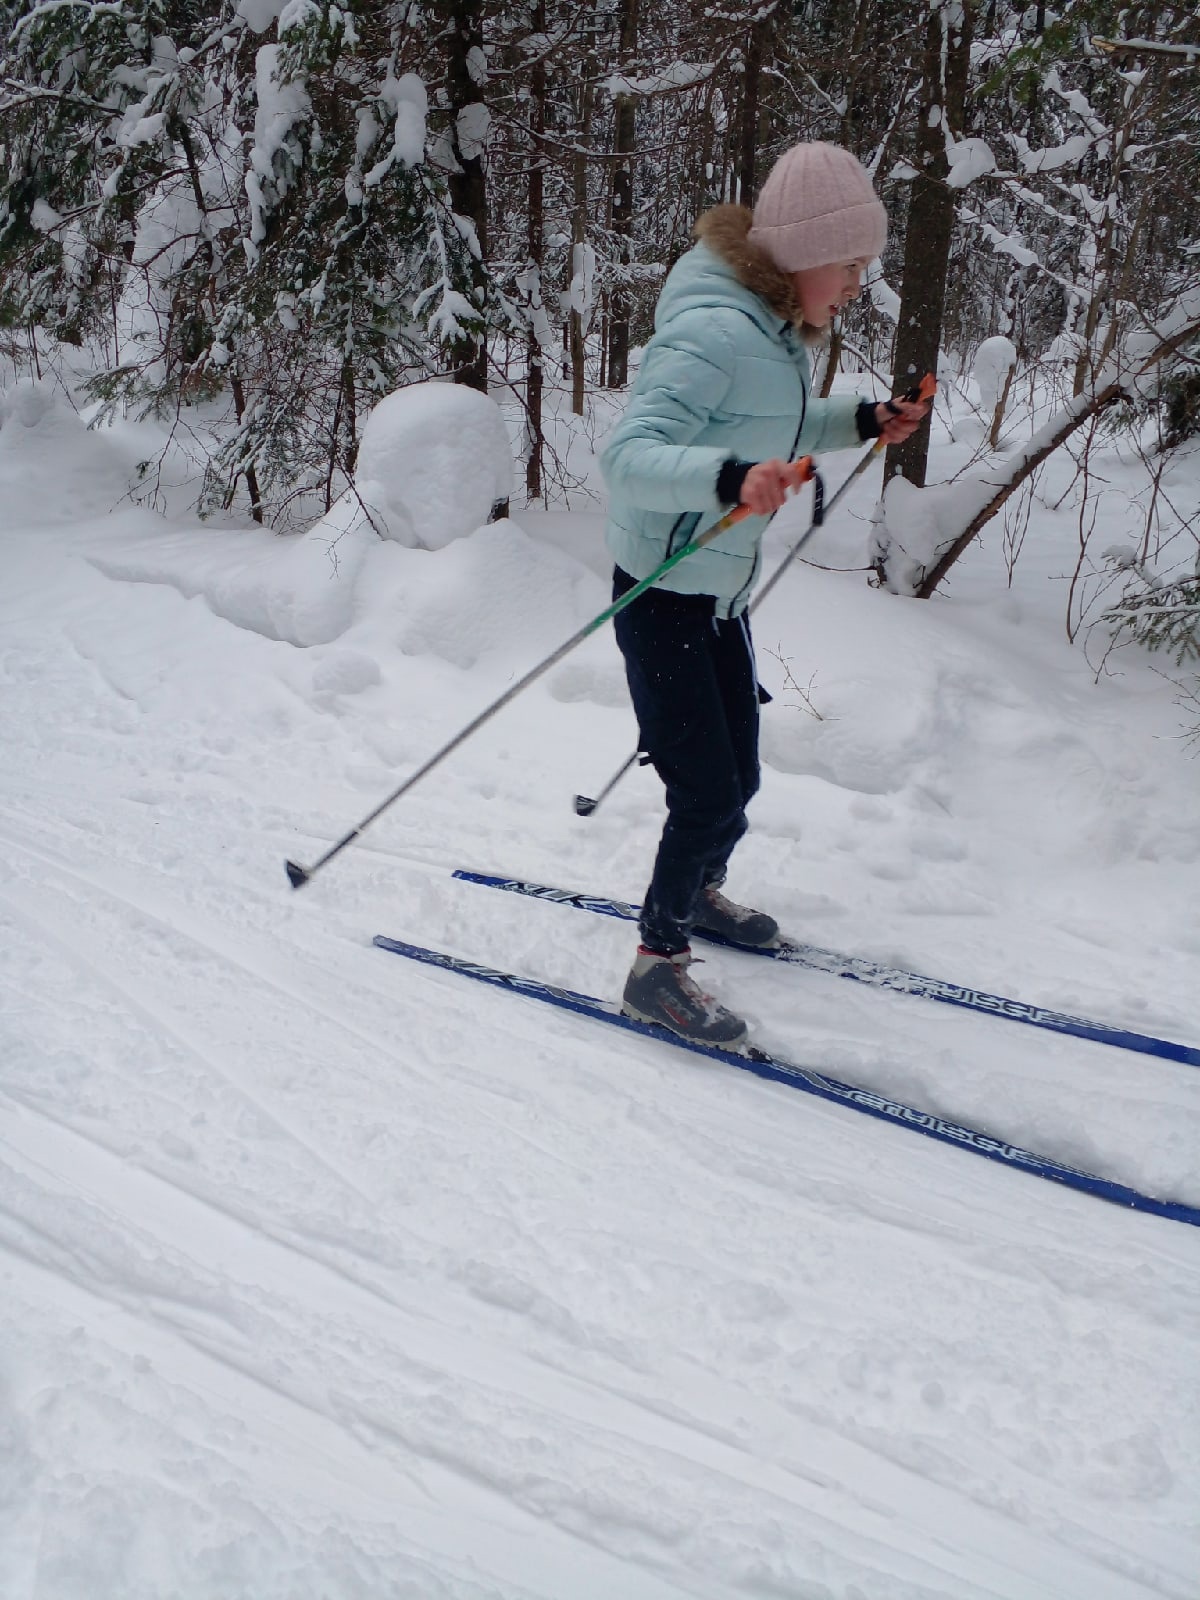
left=726, top=454, right=817, bottom=525
left=915, top=371, right=947, bottom=403
left=882, top=373, right=937, bottom=420
left=901, top=372, right=937, bottom=406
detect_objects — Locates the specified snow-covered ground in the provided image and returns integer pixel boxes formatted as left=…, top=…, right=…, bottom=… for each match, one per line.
left=1, top=370, right=1198, bottom=1599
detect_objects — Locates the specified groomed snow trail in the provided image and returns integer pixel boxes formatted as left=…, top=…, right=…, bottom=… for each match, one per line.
left=2, top=405, right=1199, bottom=1598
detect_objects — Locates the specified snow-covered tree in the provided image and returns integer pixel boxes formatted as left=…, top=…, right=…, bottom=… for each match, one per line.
left=0, top=1, right=494, bottom=521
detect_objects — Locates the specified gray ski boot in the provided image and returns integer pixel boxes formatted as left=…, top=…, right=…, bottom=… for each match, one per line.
left=621, top=946, right=748, bottom=1048
left=692, top=884, right=779, bottom=948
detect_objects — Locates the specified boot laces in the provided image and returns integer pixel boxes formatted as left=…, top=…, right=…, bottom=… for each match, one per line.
left=670, top=952, right=725, bottom=1015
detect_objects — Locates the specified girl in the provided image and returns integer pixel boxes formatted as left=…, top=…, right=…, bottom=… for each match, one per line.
left=601, top=141, right=927, bottom=1047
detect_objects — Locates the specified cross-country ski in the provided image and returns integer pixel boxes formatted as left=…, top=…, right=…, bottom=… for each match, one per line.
left=453, top=869, right=1200, bottom=1068
left=373, top=933, right=1200, bottom=1231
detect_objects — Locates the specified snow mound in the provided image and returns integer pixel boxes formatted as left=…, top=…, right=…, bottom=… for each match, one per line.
left=870, top=474, right=996, bottom=596
left=762, top=670, right=934, bottom=795
left=360, top=518, right=601, bottom=671
left=310, top=650, right=382, bottom=695
left=352, top=381, right=513, bottom=550
left=90, top=502, right=377, bottom=647
left=0, top=379, right=148, bottom=524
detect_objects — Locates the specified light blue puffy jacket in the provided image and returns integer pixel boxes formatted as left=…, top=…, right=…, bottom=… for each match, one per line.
left=601, top=218, right=866, bottom=618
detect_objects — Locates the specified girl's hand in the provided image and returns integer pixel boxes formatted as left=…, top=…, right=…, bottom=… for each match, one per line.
left=874, top=397, right=929, bottom=445
left=739, top=458, right=811, bottom=516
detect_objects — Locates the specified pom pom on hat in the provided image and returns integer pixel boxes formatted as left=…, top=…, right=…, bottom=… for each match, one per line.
left=748, top=143, right=887, bottom=273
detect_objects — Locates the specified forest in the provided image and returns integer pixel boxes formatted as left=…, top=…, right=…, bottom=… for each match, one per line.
left=1, top=1, right=1198, bottom=682
left=3, top=11, right=1200, bottom=1592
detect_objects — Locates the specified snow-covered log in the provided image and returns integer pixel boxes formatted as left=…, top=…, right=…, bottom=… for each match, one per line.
left=874, top=306, right=1200, bottom=597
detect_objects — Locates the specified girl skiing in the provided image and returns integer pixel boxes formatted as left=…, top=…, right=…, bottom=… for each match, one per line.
left=601, top=141, right=928, bottom=1047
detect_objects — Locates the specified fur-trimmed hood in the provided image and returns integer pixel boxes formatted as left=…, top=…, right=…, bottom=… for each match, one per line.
left=693, top=204, right=802, bottom=327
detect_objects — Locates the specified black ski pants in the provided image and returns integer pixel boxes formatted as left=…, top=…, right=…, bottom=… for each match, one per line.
left=612, top=566, right=761, bottom=956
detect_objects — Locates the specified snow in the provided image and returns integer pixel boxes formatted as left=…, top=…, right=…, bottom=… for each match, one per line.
left=866, top=260, right=900, bottom=323
left=118, top=111, right=168, bottom=149
left=455, top=102, right=491, bottom=163
left=974, top=336, right=1017, bottom=413
left=601, top=63, right=713, bottom=97
left=29, top=198, right=62, bottom=232
left=1, top=368, right=1199, bottom=1599
left=945, top=136, right=997, bottom=190
left=278, top=0, right=321, bottom=33
left=372, top=71, right=428, bottom=174
left=870, top=472, right=995, bottom=596
left=1013, top=133, right=1095, bottom=175
left=235, top=0, right=284, bottom=32
left=563, top=241, right=598, bottom=319
left=245, top=44, right=310, bottom=264
left=349, top=380, right=512, bottom=549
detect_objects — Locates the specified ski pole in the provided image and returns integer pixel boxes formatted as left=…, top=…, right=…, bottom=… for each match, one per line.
left=573, top=373, right=937, bottom=818
left=285, top=455, right=819, bottom=888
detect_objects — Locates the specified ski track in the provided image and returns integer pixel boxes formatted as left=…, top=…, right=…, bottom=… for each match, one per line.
left=0, top=1088, right=1190, bottom=1600
left=3, top=524, right=1200, bottom=1596
left=1, top=800, right=1198, bottom=1595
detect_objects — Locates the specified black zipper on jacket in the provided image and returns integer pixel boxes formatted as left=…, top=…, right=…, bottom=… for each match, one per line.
left=726, top=552, right=759, bottom=618
left=783, top=319, right=809, bottom=460
left=668, top=316, right=806, bottom=616
left=720, top=320, right=812, bottom=617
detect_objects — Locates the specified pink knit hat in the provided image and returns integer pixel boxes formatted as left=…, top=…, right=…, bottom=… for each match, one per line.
left=748, top=142, right=887, bottom=273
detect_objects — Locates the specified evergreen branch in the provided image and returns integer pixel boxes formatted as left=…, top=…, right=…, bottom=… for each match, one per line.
left=1092, top=37, right=1200, bottom=64
left=0, top=76, right=113, bottom=113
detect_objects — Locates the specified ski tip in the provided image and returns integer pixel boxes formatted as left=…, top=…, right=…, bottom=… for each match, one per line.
left=285, top=859, right=310, bottom=890
left=573, top=794, right=598, bottom=817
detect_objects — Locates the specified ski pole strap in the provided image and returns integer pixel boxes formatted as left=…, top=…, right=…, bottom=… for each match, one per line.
left=714, top=453, right=817, bottom=536
left=811, top=470, right=825, bottom=526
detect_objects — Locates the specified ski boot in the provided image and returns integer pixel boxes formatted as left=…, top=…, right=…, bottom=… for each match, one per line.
left=692, top=884, right=779, bottom=948
left=621, top=946, right=748, bottom=1048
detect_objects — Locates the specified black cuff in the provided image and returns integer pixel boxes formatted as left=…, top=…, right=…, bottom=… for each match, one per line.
left=856, top=400, right=883, bottom=441
left=716, top=459, right=754, bottom=505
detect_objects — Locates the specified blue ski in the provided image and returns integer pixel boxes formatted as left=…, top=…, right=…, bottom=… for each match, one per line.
left=451, top=870, right=1200, bottom=1071
left=373, top=933, right=1200, bottom=1230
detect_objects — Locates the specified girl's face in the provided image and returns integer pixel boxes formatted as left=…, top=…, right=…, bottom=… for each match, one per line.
left=790, top=259, right=868, bottom=327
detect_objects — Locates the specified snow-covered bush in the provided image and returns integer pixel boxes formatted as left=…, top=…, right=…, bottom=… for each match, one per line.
left=869, top=475, right=995, bottom=597
left=1104, top=573, right=1200, bottom=668
left=351, top=382, right=512, bottom=549
left=974, top=335, right=1016, bottom=448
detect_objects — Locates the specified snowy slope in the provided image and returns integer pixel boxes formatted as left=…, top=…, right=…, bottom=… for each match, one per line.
left=1, top=379, right=1198, bottom=1599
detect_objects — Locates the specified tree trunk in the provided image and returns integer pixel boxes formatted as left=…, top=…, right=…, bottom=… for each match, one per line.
left=819, top=326, right=843, bottom=398
left=525, top=0, right=547, bottom=499
left=736, top=13, right=767, bottom=207
left=229, top=373, right=263, bottom=524
left=988, top=362, right=1013, bottom=450
left=606, top=0, right=639, bottom=389
left=884, top=1, right=971, bottom=488
left=437, top=0, right=489, bottom=391
left=569, top=70, right=594, bottom=416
